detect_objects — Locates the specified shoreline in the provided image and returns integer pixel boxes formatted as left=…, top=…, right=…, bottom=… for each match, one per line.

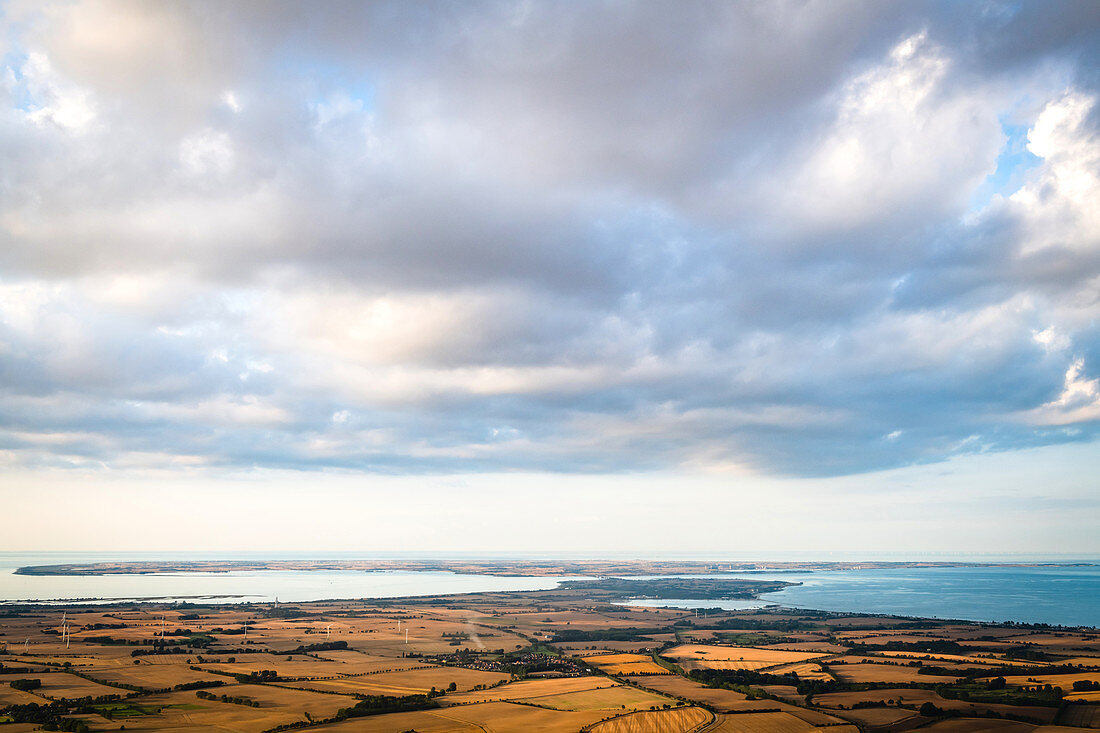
left=0, top=590, right=1096, bottom=633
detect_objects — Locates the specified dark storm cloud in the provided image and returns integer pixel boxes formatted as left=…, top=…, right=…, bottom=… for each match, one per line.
left=0, top=0, right=1097, bottom=477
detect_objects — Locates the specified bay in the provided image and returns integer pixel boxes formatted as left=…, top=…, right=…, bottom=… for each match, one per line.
left=622, top=565, right=1100, bottom=628
left=0, top=552, right=586, bottom=605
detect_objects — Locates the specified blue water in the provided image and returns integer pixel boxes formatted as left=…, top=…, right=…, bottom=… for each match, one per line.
left=623, top=566, right=1100, bottom=628
left=0, top=553, right=1096, bottom=627
left=0, top=552, right=589, bottom=605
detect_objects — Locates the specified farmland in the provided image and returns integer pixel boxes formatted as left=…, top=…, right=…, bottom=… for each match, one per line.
left=0, top=577, right=1097, bottom=732
left=585, top=653, right=673, bottom=675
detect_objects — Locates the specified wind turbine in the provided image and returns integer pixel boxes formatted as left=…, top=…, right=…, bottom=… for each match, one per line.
left=325, top=623, right=332, bottom=641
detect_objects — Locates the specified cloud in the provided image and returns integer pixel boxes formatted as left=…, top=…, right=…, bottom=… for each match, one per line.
left=0, top=0, right=1098, bottom=479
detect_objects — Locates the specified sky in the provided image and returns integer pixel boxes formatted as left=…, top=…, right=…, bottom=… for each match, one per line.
left=0, top=1, right=1098, bottom=555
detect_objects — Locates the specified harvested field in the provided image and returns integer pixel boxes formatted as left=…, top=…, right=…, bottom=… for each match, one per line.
left=828, top=654, right=982, bottom=672
left=632, top=675, right=756, bottom=710
left=109, top=688, right=321, bottom=732
left=316, top=701, right=610, bottom=732
left=829, top=662, right=956, bottom=684
left=663, top=645, right=823, bottom=672
left=629, top=677, right=841, bottom=724
left=1001, top=672, right=1100, bottom=688
left=527, top=684, right=677, bottom=711
left=0, top=671, right=124, bottom=699
left=1058, top=704, right=1100, bottom=727
left=916, top=720, right=1036, bottom=733
left=0, top=684, right=50, bottom=706
left=1055, top=657, right=1100, bottom=666
left=760, top=642, right=848, bottom=653
left=831, top=706, right=919, bottom=727
left=703, top=711, right=816, bottom=733
left=280, top=665, right=510, bottom=695
left=588, top=706, right=712, bottom=733
left=83, top=662, right=227, bottom=690
left=757, top=685, right=805, bottom=704
left=1067, top=692, right=1100, bottom=702
left=876, top=651, right=1034, bottom=666
left=586, top=653, right=672, bottom=675
left=767, top=662, right=832, bottom=680
left=812, top=688, right=953, bottom=708
left=443, top=676, right=618, bottom=705
left=811, top=689, right=1058, bottom=724
left=312, top=649, right=428, bottom=670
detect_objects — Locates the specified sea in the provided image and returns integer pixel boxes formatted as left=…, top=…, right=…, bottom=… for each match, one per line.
left=622, top=565, right=1100, bottom=628
left=0, top=552, right=1096, bottom=628
left=0, top=552, right=586, bottom=605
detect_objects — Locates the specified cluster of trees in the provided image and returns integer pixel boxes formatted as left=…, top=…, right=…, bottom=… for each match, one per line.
left=848, top=639, right=967, bottom=655
left=935, top=681, right=1063, bottom=707
left=0, top=702, right=90, bottom=731
left=9, top=678, right=42, bottom=691
left=552, top=628, right=663, bottom=642
left=290, top=640, right=348, bottom=653
left=234, top=670, right=278, bottom=683
left=334, top=692, right=442, bottom=721
left=1072, top=680, right=1100, bottom=692
left=707, top=617, right=815, bottom=632
left=89, top=634, right=213, bottom=650
left=195, top=690, right=260, bottom=707
left=171, top=680, right=225, bottom=692
left=1003, top=647, right=1055, bottom=662
left=689, top=667, right=800, bottom=693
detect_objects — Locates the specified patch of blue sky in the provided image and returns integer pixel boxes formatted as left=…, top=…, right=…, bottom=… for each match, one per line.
left=1, top=48, right=34, bottom=113
left=274, top=51, right=376, bottom=113
left=967, top=117, right=1040, bottom=213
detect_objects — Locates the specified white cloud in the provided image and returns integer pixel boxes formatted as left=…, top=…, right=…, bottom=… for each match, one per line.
left=179, top=128, right=234, bottom=176
left=19, top=52, right=96, bottom=131
left=1021, top=359, right=1100, bottom=426
left=1012, top=92, right=1100, bottom=256
left=785, top=32, right=1001, bottom=230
